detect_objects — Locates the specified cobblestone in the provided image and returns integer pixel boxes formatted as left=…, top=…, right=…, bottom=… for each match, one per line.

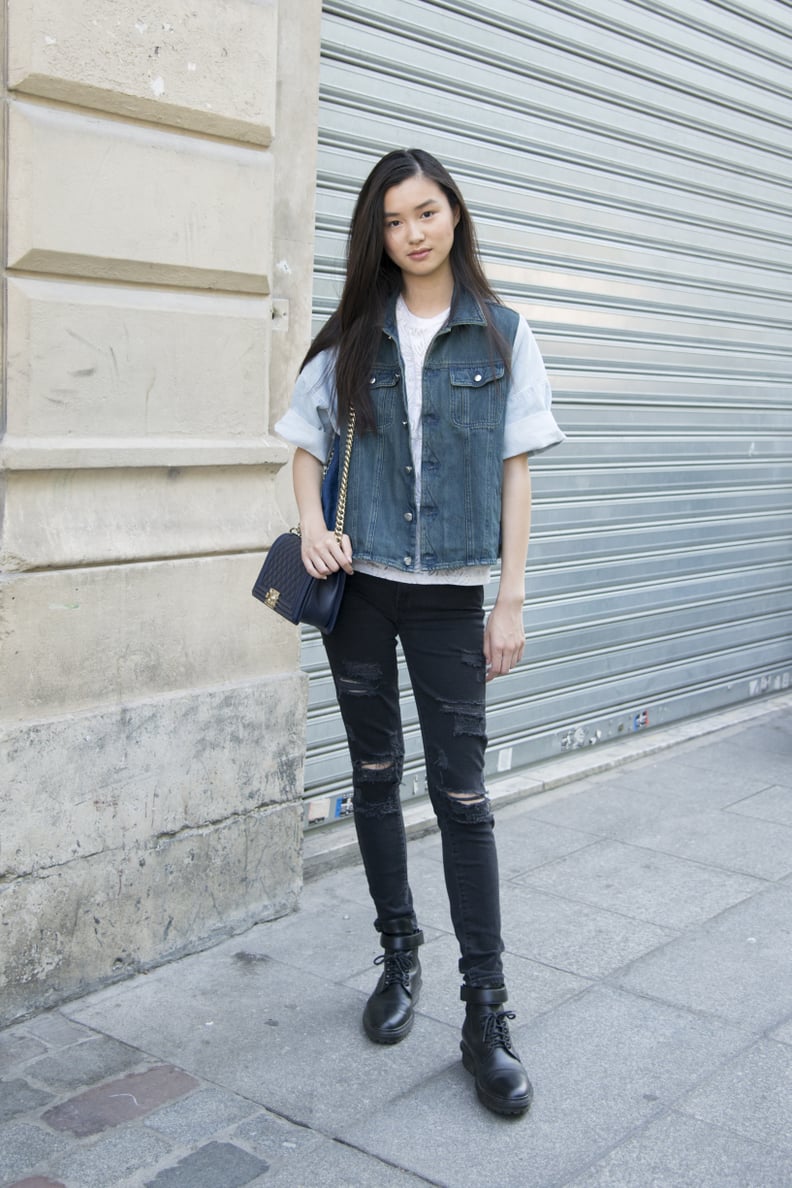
left=144, top=1141, right=269, bottom=1187
left=0, top=1082, right=54, bottom=1126
left=25, top=1037, right=142, bottom=1093
left=0, top=1035, right=48, bottom=1073
left=47, top=1127, right=172, bottom=1188
left=42, top=1065, right=199, bottom=1138
left=0, top=1121, right=69, bottom=1184
left=143, top=1087, right=259, bottom=1144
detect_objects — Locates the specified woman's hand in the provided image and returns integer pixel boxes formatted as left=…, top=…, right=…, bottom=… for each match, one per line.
left=299, top=523, right=354, bottom=579
left=484, top=596, right=525, bottom=682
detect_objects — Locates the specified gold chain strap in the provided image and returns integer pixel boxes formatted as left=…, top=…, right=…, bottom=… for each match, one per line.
left=333, top=407, right=356, bottom=543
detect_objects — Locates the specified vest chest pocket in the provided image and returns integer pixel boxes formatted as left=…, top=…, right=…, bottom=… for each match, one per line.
left=369, top=367, right=400, bottom=431
left=450, top=363, right=506, bottom=429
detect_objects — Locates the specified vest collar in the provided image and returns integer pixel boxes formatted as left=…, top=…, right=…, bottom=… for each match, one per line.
left=382, top=287, right=487, bottom=338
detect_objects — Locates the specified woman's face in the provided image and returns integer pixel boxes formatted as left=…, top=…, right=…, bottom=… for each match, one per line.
left=382, top=174, right=460, bottom=284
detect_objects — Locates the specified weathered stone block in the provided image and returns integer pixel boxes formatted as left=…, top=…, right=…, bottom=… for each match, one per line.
left=7, top=101, right=272, bottom=291
left=1, top=675, right=308, bottom=876
left=5, top=278, right=273, bottom=439
left=0, top=556, right=300, bottom=718
left=7, top=0, right=278, bottom=144
left=0, top=465, right=289, bottom=570
left=0, top=801, right=302, bottom=1024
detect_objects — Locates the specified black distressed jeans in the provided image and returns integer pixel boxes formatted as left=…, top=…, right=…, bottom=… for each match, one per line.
left=323, top=572, right=504, bottom=986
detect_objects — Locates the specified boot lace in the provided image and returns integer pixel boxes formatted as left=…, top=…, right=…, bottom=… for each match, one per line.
left=480, top=1009, right=517, bottom=1054
left=373, top=950, right=413, bottom=990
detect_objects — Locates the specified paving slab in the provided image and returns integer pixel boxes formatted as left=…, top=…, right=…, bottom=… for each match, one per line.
left=516, top=837, right=766, bottom=929
left=579, top=750, right=774, bottom=810
left=618, top=805, right=792, bottom=881
left=245, top=1134, right=430, bottom=1187
left=229, top=1109, right=323, bottom=1163
left=472, top=810, right=599, bottom=880
left=770, top=1017, right=792, bottom=1046
left=567, top=1109, right=792, bottom=1187
left=725, top=783, right=792, bottom=827
left=209, top=896, right=384, bottom=984
left=677, top=1037, right=792, bottom=1152
left=617, top=883, right=792, bottom=1031
left=683, top=736, right=792, bottom=791
left=337, top=984, right=749, bottom=1187
left=499, top=881, right=677, bottom=979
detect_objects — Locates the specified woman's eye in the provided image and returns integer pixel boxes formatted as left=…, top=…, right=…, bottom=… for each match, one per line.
left=421, top=209, right=436, bottom=219
left=386, top=219, right=401, bottom=229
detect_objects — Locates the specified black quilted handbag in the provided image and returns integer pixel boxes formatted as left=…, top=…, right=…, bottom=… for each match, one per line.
left=252, top=412, right=355, bottom=635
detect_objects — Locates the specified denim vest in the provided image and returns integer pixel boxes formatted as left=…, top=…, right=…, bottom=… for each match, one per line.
left=343, top=291, right=520, bottom=573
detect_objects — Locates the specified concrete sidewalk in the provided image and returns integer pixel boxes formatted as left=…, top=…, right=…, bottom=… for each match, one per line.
left=2, top=698, right=792, bottom=1187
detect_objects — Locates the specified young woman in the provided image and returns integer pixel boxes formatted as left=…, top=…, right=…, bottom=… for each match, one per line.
left=275, top=149, right=565, bottom=1116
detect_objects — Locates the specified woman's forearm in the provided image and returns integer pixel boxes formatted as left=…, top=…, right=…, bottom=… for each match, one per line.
left=291, top=447, right=353, bottom=577
left=496, top=454, right=532, bottom=606
left=292, top=447, right=325, bottom=535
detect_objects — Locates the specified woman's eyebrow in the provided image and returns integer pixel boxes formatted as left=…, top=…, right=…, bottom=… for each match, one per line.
left=383, top=198, right=439, bottom=218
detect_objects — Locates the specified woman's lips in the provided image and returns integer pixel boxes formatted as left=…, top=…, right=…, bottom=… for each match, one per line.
left=408, top=249, right=430, bottom=260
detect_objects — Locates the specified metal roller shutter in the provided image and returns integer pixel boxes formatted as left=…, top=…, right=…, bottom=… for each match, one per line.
left=301, top=0, right=792, bottom=826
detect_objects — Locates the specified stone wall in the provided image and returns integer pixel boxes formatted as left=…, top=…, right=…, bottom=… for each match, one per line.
left=0, top=0, right=322, bottom=1024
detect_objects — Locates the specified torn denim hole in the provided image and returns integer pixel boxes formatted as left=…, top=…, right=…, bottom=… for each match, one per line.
left=440, top=699, right=487, bottom=738
left=338, top=661, right=383, bottom=698
left=461, top=649, right=487, bottom=682
left=446, top=789, right=493, bottom=824
left=352, top=769, right=403, bottom=819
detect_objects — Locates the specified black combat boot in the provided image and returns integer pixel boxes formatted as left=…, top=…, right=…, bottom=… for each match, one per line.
left=460, top=985, right=533, bottom=1115
left=362, top=928, right=424, bottom=1044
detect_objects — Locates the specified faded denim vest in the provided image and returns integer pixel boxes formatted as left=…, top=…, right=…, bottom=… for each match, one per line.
left=343, top=290, right=520, bottom=573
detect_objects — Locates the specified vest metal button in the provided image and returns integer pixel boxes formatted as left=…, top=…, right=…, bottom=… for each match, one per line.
left=404, top=512, right=413, bottom=522
left=404, top=556, right=412, bottom=565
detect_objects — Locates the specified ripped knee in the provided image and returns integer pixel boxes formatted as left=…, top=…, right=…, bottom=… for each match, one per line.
left=445, top=788, right=493, bottom=824
left=352, top=751, right=404, bottom=818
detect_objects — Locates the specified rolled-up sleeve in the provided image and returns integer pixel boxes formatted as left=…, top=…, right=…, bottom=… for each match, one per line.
left=503, top=317, right=566, bottom=458
left=274, top=349, right=338, bottom=463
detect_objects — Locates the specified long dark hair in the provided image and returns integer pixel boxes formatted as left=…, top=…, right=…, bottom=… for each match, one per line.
left=302, top=148, right=510, bottom=432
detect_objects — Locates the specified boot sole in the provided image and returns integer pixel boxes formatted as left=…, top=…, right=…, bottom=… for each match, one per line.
left=363, top=983, right=421, bottom=1045
left=363, top=1012, right=415, bottom=1044
left=460, top=1041, right=533, bottom=1116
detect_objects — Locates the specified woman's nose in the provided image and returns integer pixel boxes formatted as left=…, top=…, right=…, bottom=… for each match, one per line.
left=408, top=222, right=425, bottom=242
